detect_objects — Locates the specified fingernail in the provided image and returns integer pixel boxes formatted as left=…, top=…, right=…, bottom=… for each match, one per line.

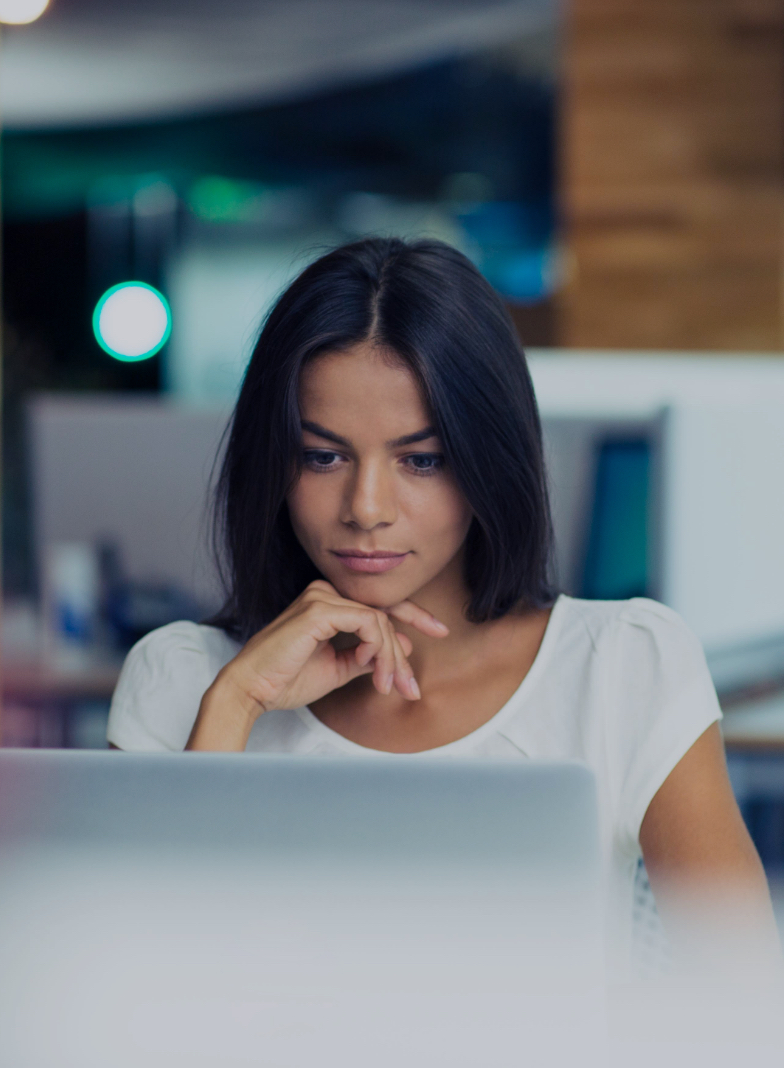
left=409, top=677, right=421, bottom=700
left=385, top=674, right=394, bottom=695
left=433, top=619, right=449, bottom=633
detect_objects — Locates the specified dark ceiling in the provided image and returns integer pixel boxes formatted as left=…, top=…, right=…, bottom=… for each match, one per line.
left=1, top=0, right=556, bottom=128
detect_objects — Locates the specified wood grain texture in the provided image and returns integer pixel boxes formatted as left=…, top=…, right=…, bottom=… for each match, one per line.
left=560, top=0, right=784, bottom=349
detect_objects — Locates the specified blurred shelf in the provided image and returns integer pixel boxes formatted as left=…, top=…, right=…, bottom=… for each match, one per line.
left=2, top=655, right=123, bottom=703
left=4, top=651, right=784, bottom=749
left=722, top=690, right=784, bottom=752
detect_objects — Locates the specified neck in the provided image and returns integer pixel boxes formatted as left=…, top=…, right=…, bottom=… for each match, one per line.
left=397, top=553, right=500, bottom=681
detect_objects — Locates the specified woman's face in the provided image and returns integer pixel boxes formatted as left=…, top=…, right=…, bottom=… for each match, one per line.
left=287, top=342, right=473, bottom=609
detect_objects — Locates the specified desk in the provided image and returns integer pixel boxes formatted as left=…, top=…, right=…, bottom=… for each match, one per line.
left=2, top=654, right=123, bottom=748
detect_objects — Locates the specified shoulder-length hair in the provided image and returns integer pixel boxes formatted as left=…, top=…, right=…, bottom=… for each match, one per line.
left=210, top=236, right=553, bottom=641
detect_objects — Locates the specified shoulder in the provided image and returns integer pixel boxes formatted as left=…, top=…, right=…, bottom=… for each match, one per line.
left=107, top=621, right=242, bottom=751
left=551, top=596, right=709, bottom=690
left=559, top=595, right=698, bottom=652
left=134, top=618, right=239, bottom=658
left=114, top=619, right=241, bottom=694
left=542, top=595, right=720, bottom=748
left=526, top=596, right=712, bottom=728
left=557, top=595, right=717, bottom=712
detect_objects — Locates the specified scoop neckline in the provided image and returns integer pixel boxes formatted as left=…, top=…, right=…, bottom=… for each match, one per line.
left=295, top=593, right=569, bottom=758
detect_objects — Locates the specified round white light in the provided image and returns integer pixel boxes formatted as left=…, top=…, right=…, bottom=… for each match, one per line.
left=0, top=0, right=50, bottom=24
left=93, top=282, right=172, bottom=362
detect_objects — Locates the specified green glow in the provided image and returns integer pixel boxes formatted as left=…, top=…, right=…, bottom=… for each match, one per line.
left=188, top=176, right=268, bottom=222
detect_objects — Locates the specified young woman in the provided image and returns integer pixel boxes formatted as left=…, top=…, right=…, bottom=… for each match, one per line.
left=108, top=236, right=776, bottom=974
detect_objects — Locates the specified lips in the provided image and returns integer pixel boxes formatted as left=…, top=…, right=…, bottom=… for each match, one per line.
left=331, top=551, right=410, bottom=574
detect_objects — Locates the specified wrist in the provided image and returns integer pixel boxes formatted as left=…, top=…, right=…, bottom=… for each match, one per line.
left=186, top=669, right=264, bottom=751
left=206, top=666, right=268, bottom=724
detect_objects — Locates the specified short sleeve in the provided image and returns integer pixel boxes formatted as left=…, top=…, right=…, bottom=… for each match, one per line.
left=107, top=621, right=222, bottom=752
left=608, top=598, right=723, bottom=854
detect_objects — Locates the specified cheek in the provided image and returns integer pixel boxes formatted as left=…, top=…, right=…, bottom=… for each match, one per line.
left=287, top=475, right=336, bottom=542
left=408, top=480, right=473, bottom=549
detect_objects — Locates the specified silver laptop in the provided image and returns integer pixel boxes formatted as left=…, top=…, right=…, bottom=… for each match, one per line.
left=0, top=751, right=604, bottom=1067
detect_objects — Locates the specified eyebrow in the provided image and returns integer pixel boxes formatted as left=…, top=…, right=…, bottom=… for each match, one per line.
left=301, top=420, right=438, bottom=449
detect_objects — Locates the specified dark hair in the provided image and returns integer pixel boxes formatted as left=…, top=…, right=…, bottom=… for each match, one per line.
left=210, top=237, right=553, bottom=640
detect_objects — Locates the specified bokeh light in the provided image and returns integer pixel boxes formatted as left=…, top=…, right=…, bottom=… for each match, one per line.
left=93, top=282, right=172, bottom=362
left=0, top=0, right=50, bottom=24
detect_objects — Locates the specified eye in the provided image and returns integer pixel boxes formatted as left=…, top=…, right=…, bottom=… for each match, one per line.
left=303, top=449, right=344, bottom=472
left=402, top=453, right=445, bottom=476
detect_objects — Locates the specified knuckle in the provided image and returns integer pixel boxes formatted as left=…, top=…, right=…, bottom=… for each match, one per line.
left=305, top=580, right=331, bottom=597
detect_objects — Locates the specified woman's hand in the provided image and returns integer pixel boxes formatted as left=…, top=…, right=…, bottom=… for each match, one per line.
left=186, top=580, right=448, bottom=751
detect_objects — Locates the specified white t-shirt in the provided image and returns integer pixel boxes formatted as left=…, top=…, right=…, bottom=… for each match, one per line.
left=107, top=594, right=722, bottom=972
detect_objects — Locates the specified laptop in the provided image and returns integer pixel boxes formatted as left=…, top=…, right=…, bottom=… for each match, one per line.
left=0, top=750, right=604, bottom=1067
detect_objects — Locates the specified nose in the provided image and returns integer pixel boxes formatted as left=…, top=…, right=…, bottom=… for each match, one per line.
left=341, top=458, right=398, bottom=531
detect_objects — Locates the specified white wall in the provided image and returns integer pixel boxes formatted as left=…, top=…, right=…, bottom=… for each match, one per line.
left=661, top=402, right=784, bottom=653
left=530, top=352, right=784, bottom=656
left=164, top=239, right=319, bottom=404
left=528, top=350, right=784, bottom=417
left=29, top=396, right=231, bottom=610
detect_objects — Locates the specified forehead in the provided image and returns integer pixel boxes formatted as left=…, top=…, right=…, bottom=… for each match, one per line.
left=299, top=344, right=430, bottom=433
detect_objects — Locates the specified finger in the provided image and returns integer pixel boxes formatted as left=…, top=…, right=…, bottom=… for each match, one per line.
left=262, top=579, right=342, bottom=632
left=303, top=602, right=378, bottom=643
left=386, top=600, right=449, bottom=637
left=350, top=616, right=387, bottom=671
left=347, top=609, right=416, bottom=700
left=300, top=579, right=340, bottom=602
left=334, top=647, right=375, bottom=687
left=297, top=599, right=417, bottom=697
left=390, top=629, right=420, bottom=701
left=301, top=587, right=445, bottom=643
left=371, top=613, right=398, bottom=696
left=376, top=614, right=417, bottom=701
left=395, top=631, right=413, bottom=657
left=353, top=616, right=391, bottom=693
left=323, top=604, right=394, bottom=695
left=354, top=640, right=376, bottom=668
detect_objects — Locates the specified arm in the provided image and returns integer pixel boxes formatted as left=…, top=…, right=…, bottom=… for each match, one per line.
left=640, top=722, right=780, bottom=972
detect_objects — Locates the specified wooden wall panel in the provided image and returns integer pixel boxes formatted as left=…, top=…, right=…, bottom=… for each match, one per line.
left=561, top=0, right=784, bottom=349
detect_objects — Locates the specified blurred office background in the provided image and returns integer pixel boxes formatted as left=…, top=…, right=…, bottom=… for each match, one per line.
left=3, top=1, right=784, bottom=878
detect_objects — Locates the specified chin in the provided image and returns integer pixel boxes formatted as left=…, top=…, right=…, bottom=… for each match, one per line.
left=328, top=572, right=417, bottom=610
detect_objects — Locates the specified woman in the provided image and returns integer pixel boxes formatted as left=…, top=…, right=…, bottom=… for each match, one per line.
left=108, top=236, right=776, bottom=973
